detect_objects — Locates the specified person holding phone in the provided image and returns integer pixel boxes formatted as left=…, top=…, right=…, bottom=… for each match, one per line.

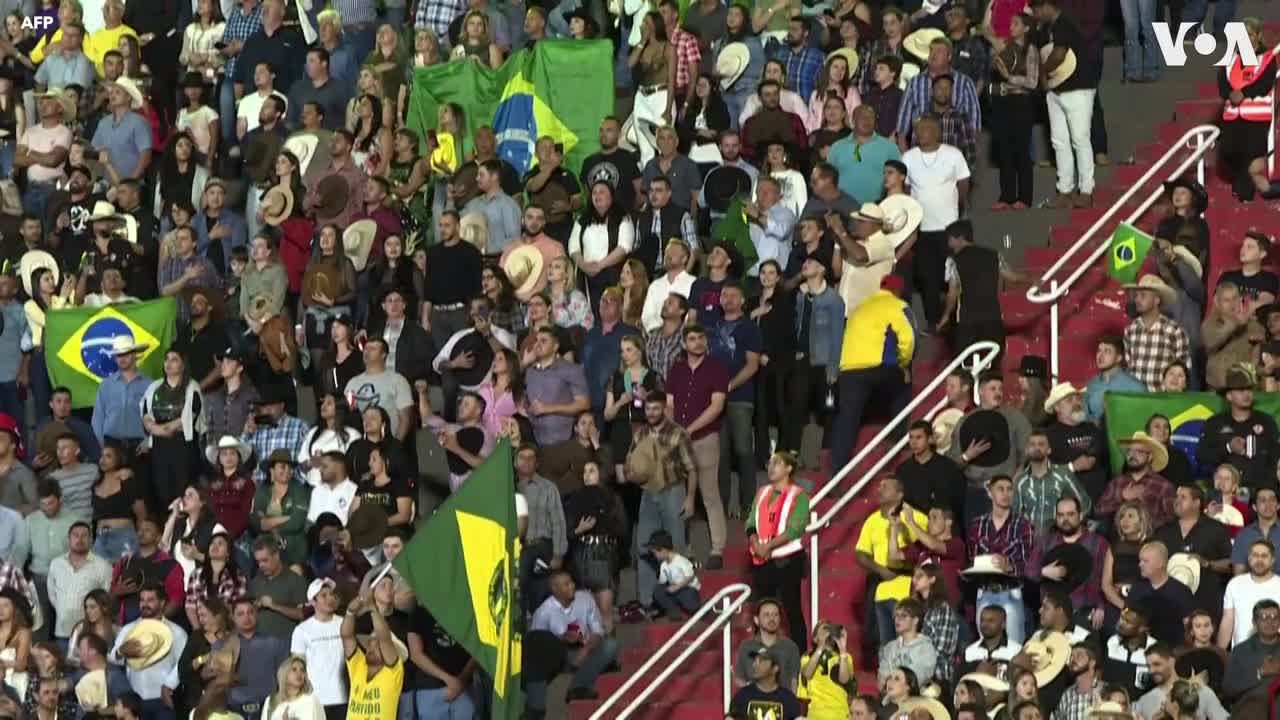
left=798, top=621, right=856, bottom=719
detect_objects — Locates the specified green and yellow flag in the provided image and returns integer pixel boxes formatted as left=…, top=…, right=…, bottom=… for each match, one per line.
left=1107, top=222, right=1154, bottom=283
left=711, top=195, right=759, bottom=273
left=1104, top=391, right=1280, bottom=476
left=394, top=440, right=522, bottom=719
left=44, top=299, right=177, bottom=408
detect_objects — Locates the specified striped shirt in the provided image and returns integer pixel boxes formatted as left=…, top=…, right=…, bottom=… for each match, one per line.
left=895, top=69, right=982, bottom=141
left=1123, top=314, right=1190, bottom=390
left=332, top=0, right=377, bottom=25
left=1012, top=463, right=1091, bottom=537
left=221, top=1, right=264, bottom=84
left=519, top=475, right=567, bottom=559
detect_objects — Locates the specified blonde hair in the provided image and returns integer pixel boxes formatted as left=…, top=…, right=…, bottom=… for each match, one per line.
left=549, top=256, right=576, bottom=295
left=1115, top=501, right=1151, bottom=542
left=268, top=654, right=313, bottom=710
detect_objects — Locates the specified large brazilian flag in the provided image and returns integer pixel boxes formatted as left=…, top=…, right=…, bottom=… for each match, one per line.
left=1104, top=391, right=1280, bottom=476
left=44, top=299, right=177, bottom=408
left=406, top=40, right=615, bottom=174
left=394, top=439, right=522, bottom=719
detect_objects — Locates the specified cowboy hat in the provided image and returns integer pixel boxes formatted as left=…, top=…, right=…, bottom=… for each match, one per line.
left=703, top=165, right=753, bottom=213
left=1021, top=631, right=1071, bottom=687
left=347, top=502, right=389, bottom=550
left=342, top=220, right=378, bottom=272
left=37, top=87, right=76, bottom=122
left=243, top=132, right=286, bottom=184
left=1117, top=431, right=1170, bottom=472
left=564, top=7, right=600, bottom=36
left=75, top=669, right=108, bottom=711
left=716, top=42, right=750, bottom=90
left=1020, top=355, right=1049, bottom=380
left=122, top=618, right=174, bottom=671
left=851, top=202, right=886, bottom=224
left=261, top=185, right=295, bottom=227
left=110, top=335, right=150, bottom=357
left=1040, top=542, right=1094, bottom=594
left=1043, top=382, right=1083, bottom=414
left=313, top=175, right=350, bottom=222
left=1040, top=43, right=1078, bottom=90
left=259, top=448, right=296, bottom=472
left=1211, top=501, right=1245, bottom=527
left=1162, top=176, right=1209, bottom=214
left=904, top=28, right=946, bottom=61
left=459, top=213, right=489, bottom=253
left=879, top=194, right=924, bottom=248
left=1085, top=702, right=1134, bottom=720
left=1222, top=364, right=1256, bottom=391
left=899, top=59, right=922, bottom=89
left=961, top=554, right=1015, bottom=576
left=1122, top=274, right=1176, bottom=308
left=18, top=250, right=58, bottom=298
left=1256, top=303, right=1280, bottom=327
left=931, top=408, right=964, bottom=454
left=108, top=76, right=145, bottom=110
left=896, top=696, right=950, bottom=720
left=960, top=670, right=1009, bottom=693
left=1170, top=244, right=1203, bottom=278
left=502, top=245, right=544, bottom=299
left=1167, top=552, right=1202, bottom=593
left=284, top=132, right=320, bottom=177
left=825, top=47, right=860, bottom=77
left=205, top=435, right=252, bottom=466
left=87, top=201, right=125, bottom=224
left=957, top=409, right=1012, bottom=468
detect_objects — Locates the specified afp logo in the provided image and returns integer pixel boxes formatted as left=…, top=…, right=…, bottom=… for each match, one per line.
left=19, top=16, right=54, bottom=31
left=1153, top=22, right=1259, bottom=67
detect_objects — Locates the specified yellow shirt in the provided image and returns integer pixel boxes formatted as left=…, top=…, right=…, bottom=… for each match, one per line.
left=854, top=508, right=927, bottom=601
left=30, top=29, right=62, bottom=65
left=838, top=288, right=914, bottom=372
left=86, top=24, right=139, bottom=77
left=346, top=649, right=405, bottom=720
left=797, top=651, right=856, bottom=720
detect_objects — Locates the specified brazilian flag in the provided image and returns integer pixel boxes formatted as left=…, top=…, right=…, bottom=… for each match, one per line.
left=394, top=440, right=522, bottom=719
left=1107, top=222, right=1154, bottom=283
left=712, top=195, right=760, bottom=273
left=44, top=299, right=177, bottom=409
left=1104, top=391, right=1280, bottom=476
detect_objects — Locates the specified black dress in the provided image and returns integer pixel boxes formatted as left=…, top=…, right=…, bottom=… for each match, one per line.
left=751, top=289, right=795, bottom=467
left=564, top=484, right=629, bottom=592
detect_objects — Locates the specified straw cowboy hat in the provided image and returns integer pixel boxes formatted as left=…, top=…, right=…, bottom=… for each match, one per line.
left=826, top=47, right=860, bottom=77
left=205, top=435, right=252, bottom=466
left=1117, top=431, right=1170, bottom=472
left=960, top=670, right=1009, bottom=693
left=460, top=213, right=489, bottom=253
left=122, top=618, right=174, bottom=671
left=899, top=59, right=921, bottom=89
left=1122, top=274, right=1177, bottom=308
left=38, top=87, right=76, bottom=122
left=715, top=42, right=750, bottom=89
left=110, top=335, right=150, bottom=357
left=75, top=669, right=108, bottom=711
left=18, top=249, right=58, bottom=297
left=1043, top=382, right=1083, bottom=414
left=1211, top=501, right=1245, bottom=528
left=1086, top=701, right=1134, bottom=720
left=502, top=245, right=545, bottom=299
left=879, top=194, right=924, bottom=248
left=109, top=76, right=145, bottom=110
left=904, top=28, right=946, bottom=60
left=313, top=175, right=350, bottom=223
left=931, top=408, right=964, bottom=453
left=261, top=185, right=295, bottom=227
left=851, top=202, right=886, bottom=224
left=284, top=132, right=320, bottom=177
left=1021, top=631, right=1071, bottom=687
left=896, top=696, right=950, bottom=720
left=961, top=554, right=1015, bottom=577
left=342, top=220, right=378, bottom=272
left=1167, top=553, right=1202, bottom=593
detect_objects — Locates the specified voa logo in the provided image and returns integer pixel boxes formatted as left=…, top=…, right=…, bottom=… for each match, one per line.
left=1153, top=22, right=1259, bottom=67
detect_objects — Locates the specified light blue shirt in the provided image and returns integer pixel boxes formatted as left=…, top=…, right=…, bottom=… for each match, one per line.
left=1083, top=369, right=1147, bottom=422
left=828, top=134, right=902, bottom=205
left=34, top=50, right=96, bottom=90
left=91, top=371, right=152, bottom=442
left=531, top=590, right=604, bottom=638
left=748, top=203, right=795, bottom=276
left=463, top=192, right=523, bottom=256
left=90, top=111, right=153, bottom=180
left=0, top=506, right=28, bottom=569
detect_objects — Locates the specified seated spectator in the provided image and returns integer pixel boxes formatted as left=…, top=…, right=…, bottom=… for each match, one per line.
left=1098, top=432, right=1175, bottom=528
left=877, top=598, right=937, bottom=688
left=797, top=620, right=855, bottom=718
left=1197, top=365, right=1278, bottom=489
left=727, top=645, right=804, bottom=720
left=1203, top=283, right=1264, bottom=391
left=961, top=605, right=1022, bottom=676
left=528, top=569, right=618, bottom=705
left=1219, top=232, right=1279, bottom=311
left=1083, top=336, right=1146, bottom=422
left=649, top=529, right=700, bottom=621
left=912, top=563, right=960, bottom=686
left=733, top=599, right=801, bottom=692
left=1134, top=643, right=1230, bottom=720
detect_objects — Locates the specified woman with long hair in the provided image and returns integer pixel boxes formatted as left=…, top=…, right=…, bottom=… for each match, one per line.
left=367, top=234, right=417, bottom=328
left=912, top=563, right=960, bottom=686
left=1154, top=177, right=1210, bottom=284
left=264, top=655, right=325, bottom=720
left=299, top=391, right=361, bottom=487
left=23, top=267, right=76, bottom=424
left=66, top=590, right=115, bottom=668
left=808, top=96, right=851, bottom=164
left=1101, top=501, right=1151, bottom=629
left=353, top=446, right=415, bottom=536
left=762, top=141, right=807, bottom=216
left=239, top=233, right=288, bottom=325
left=348, top=405, right=409, bottom=486
left=545, top=256, right=592, bottom=331
left=301, top=224, right=358, bottom=360
left=366, top=24, right=408, bottom=115
left=403, top=30, right=440, bottom=119
left=178, top=0, right=225, bottom=79
left=604, top=334, right=661, bottom=523
left=162, top=484, right=227, bottom=586
left=482, top=265, right=526, bottom=338
left=91, top=441, right=146, bottom=561
left=249, top=454, right=310, bottom=567
left=1145, top=413, right=1192, bottom=486
left=989, top=11, right=1038, bottom=211
left=183, top=532, right=246, bottom=628
left=479, top=348, right=524, bottom=437
left=141, top=351, right=205, bottom=510
left=176, top=73, right=218, bottom=168
left=799, top=620, right=856, bottom=719
left=677, top=73, right=730, bottom=158
left=619, top=259, right=648, bottom=328
left=568, top=182, right=633, bottom=313
left=0, top=14, right=36, bottom=88
left=204, top=437, right=254, bottom=542
left=1018, top=371, right=1050, bottom=429
left=387, top=128, right=432, bottom=244
left=0, top=590, right=30, bottom=697
left=21, top=642, right=74, bottom=718
left=879, top=666, right=919, bottom=716
left=155, top=131, right=209, bottom=223
left=177, top=597, right=232, bottom=713
left=452, top=10, right=503, bottom=67
left=564, top=460, right=627, bottom=634
left=350, top=92, right=392, bottom=176
left=807, top=51, right=860, bottom=134
left=1176, top=608, right=1228, bottom=694
left=750, top=260, right=794, bottom=469
left=716, top=4, right=765, bottom=123
left=623, top=11, right=677, bottom=167
left=1161, top=679, right=1201, bottom=720
left=315, top=317, right=366, bottom=405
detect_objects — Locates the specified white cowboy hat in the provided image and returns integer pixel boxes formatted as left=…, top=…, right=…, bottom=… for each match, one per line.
left=122, top=619, right=174, bottom=671
left=1167, top=552, right=1202, bottom=594
left=1086, top=702, right=1134, bottom=720
left=960, top=671, right=1009, bottom=693
left=205, top=435, right=252, bottom=466
left=896, top=696, right=950, bottom=720
left=75, top=669, right=108, bottom=711
left=108, top=76, right=145, bottom=110
left=899, top=60, right=921, bottom=89
left=18, top=249, right=58, bottom=297
left=851, top=202, right=886, bottom=224
left=502, top=245, right=545, bottom=299
left=716, top=42, right=750, bottom=90
left=1117, top=431, right=1170, bottom=473
left=961, top=554, right=1015, bottom=576
left=1171, top=245, right=1203, bottom=278
left=110, top=335, right=150, bottom=357
left=826, top=47, right=860, bottom=77
left=460, top=213, right=489, bottom=253
left=87, top=201, right=125, bottom=224
left=1021, top=631, right=1071, bottom=687
left=879, top=194, right=924, bottom=249
left=1122, top=274, right=1177, bottom=308
left=1043, top=382, right=1083, bottom=414
left=37, top=87, right=76, bottom=122
left=904, top=28, right=946, bottom=61
left=342, top=219, right=378, bottom=272
left=931, top=408, right=964, bottom=454
left=1211, top=502, right=1244, bottom=527
left=284, top=132, right=319, bottom=177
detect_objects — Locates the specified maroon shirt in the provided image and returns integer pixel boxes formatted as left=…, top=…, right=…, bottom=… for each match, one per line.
left=664, top=353, right=730, bottom=441
left=905, top=536, right=966, bottom=606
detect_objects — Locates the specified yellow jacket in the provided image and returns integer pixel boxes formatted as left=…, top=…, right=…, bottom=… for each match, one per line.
left=838, top=289, right=914, bottom=371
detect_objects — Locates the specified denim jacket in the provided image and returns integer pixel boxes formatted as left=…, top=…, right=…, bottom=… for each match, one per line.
left=793, top=284, right=845, bottom=381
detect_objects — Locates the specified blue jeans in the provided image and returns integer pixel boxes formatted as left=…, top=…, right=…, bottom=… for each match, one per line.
left=219, top=78, right=238, bottom=150
left=718, top=401, right=757, bottom=513
left=0, top=143, right=13, bottom=179
left=874, top=599, right=898, bottom=645
left=525, top=637, right=619, bottom=712
left=1185, top=0, right=1237, bottom=35
left=977, top=587, right=1026, bottom=645
left=653, top=585, right=700, bottom=617
left=615, top=17, right=632, bottom=89
left=397, top=688, right=475, bottom=720
left=22, top=181, right=57, bottom=225
left=346, top=25, right=377, bottom=64
left=636, top=484, right=687, bottom=606
left=94, top=526, right=139, bottom=563
left=724, top=89, right=750, bottom=130
left=1120, top=0, right=1160, bottom=79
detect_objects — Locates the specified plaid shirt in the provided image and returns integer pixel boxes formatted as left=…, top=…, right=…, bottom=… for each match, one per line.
left=857, top=40, right=903, bottom=95
left=1012, top=463, right=1091, bottom=537
left=221, top=2, right=264, bottom=84
left=1123, top=315, right=1190, bottom=390
left=1053, top=677, right=1103, bottom=720
left=770, top=43, right=824, bottom=103
left=415, top=0, right=466, bottom=50
left=646, top=325, right=686, bottom=379
left=671, top=27, right=702, bottom=93
left=967, top=511, right=1034, bottom=577
left=1027, top=531, right=1110, bottom=612
left=333, top=0, right=376, bottom=25
left=519, top=474, right=567, bottom=558
left=1097, top=472, right=1176, bottom=527
left=242, top=415, right=312, bottom=485
left=896, top=70, right=982, bottom=141
left=185, top=566, right=247, bottom=613
left=922, top=603, right=961, bottom=685
left=0, top=560, right=26, bottom=595
left=630, top=419, right=697, bottom=489
left=935, top=107, right=977, bottom=164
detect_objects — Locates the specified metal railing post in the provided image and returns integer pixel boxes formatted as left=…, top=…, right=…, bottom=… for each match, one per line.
left=1196, top=133, right=1206, bottom=186
left=809, top=512, right=819, bottom=630
left=1050, top=281, right=1060, bottom=380
left=722, top=596, right=732, bottom=713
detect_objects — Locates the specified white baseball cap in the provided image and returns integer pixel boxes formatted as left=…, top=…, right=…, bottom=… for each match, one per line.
left=306, top=577, right=336, bottom=604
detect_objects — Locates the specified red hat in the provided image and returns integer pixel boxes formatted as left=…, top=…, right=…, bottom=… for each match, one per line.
left=0, top=414, right=25, bottom=460
left=881, top=273, right=905, bottom=295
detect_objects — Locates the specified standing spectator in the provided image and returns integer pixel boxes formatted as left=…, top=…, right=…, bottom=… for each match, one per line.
left=1220, top=539, right=1280, bottom=649
left=894, top=36, right=981, bottom=149
left=228, top=600, right=290, bottom=718
left=783, top=252, right=844, bottom=457
left=989, top=13, right=1038, bottom=210
left=877, top=599, right=938, bottom=687
left=514, top=444, right=567, bottom=613
left=47, top=434, right=97, bottom=520
left=524, top=328, right=590, bottom=447
left=47, top=522, right=112, bottom=646
left=641, top=239, right=695, bottom=333
left=203, top=349, right=259, bottom=444
left=568, top=182, right=634, bottom=312
left=90, top=337, right=151, bottom=450
left=1197, top=365, right=1279, bottom=488
left=422, top=211, right=484, bottom=349
left=746, top=452, right=810, bottom=643
left=967, top=475, right=1034, bottom=644
left=940, top=220, right=1008, bottom=360
left=110, top=583, right=188, bottom=718
left=344, top=339, right=414, bottom=443
left=1031, top=0, right=1098, bottom=208
left=241, top=386, right=311, bottom=485
left=15, top=89, right=72, bottom=221
left=1122, top=275, right=1190, bottom=390
left=1012, top=432, right=1091, bottom=537
left=26, top=480, right=73, bottom=634
left=1232, top=486, right=1280, bottom=575
left=1127, top=541, right=1197, bottom=647
left=706, top=280, right=762, bottom=517
left=728, top=646, right=803, bottom=719
left=1042, top=382, right=1110, bottom=506
left=582, top=290, right=639, bottom=423
left=90, top=77, right=152, bottom=184
left=247, top=535, right=308, bottom=640
left=896, top=420, right=966, bottom=522
left=463, top=160, right=523, bottom=257
left=828, top=105, right=901, bottom=206
left=404, top=603, right=475, bottom=720
left=856, top=476, right=926, bottom=644
left=340, top=587, right=406, bottom=720
left=1098, top=432, right=1176, bottom=528
left=139, top=351, right=206, bottom=511
left=1154, top=484, right=1233, bottom=626
left=1027, top=496, right=1110, bottom=622
left=1083, top=336, right=1146, bottom=422
left=902, top=115, right=969, bottom=330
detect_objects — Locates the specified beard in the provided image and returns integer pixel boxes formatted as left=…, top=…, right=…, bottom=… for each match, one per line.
left=1027, top=450, right=1046, bottom=463
left=1124, top=457, right=1147, bottom=472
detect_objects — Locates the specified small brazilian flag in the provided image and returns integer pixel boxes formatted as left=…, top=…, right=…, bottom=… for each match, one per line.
left=712, top=194, right=760, bottom=273
left=394, top=440, right=523, bottom=719
left=44, top=299, right=177, bottom=409
left=1107, top=222, right=1154, bottom=284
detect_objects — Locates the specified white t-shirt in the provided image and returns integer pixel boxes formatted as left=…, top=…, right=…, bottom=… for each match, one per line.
left=19, top=123, right=73, bottom=184
left=658, top=554, right=701, bottom=590
left=568, top=217, right=636, bottom=264
left=344, top=370, right=415, bottom=438
left=296, top=427, right=361, bottom=487
left=289, top=616, right=347, bottom=706
left=237, top=91, right=286, bottom=135
left=902, top=143, right=970, bottom=232
left=308, top=479, right=358, bottom=525
left=1224, top=573, right=1280, bottom=647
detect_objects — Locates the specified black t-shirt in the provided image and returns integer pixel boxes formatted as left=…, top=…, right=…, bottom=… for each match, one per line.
left=581, top=149, right=641, bottom=212
left=784, top=237, right=836, bottom=285
left=357, top=475, right=413, bottom=522
left=1153, top=517, right=1233, bottom=623
left=952, top=244, right=1001, bottom=325
left=1035, top=14, right=1097, bottom=92
left=408, top=607, right=473, bottom=690
left=728, top=684, right=803, bottom=720
left=1043, top=420, right=1109, bottom=505
left=1218, top=268, right=1280, bottom=305
left=895, top=452, right=966, bottom=520
left=447, top=427, right=486, bottom=475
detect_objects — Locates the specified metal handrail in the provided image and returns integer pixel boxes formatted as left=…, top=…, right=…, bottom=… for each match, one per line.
left=804, top=341, right=1001, bottom=627
left=589, top=583, right=753, bottom=720
left=1024, top=124, right=1220, bottom=305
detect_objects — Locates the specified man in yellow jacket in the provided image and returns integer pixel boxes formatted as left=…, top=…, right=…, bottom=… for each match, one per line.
left=831, top=272, right=915, bottom=471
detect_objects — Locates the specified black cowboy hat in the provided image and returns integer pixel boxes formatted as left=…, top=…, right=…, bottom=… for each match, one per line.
left=564, top=7, right=600, bottom=36
left=702, top=165, right=754, bottom=214
left=956, top=409, right=1011, bottom=468
left=1257, top=303, right=1280, bottom=326
left=1041, top=542, right=1094, bottom=595
left=1019, top=355, right=1049, bottom=380
left=1162, top=176, right=1209, bottom=214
